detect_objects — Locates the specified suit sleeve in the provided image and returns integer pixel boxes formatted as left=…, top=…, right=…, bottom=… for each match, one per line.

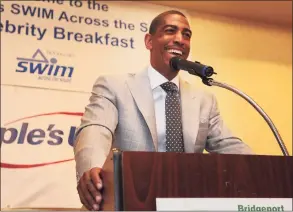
left=205, top=94, right=253, bottom=154
left=73, top=76, right=118, bottom=181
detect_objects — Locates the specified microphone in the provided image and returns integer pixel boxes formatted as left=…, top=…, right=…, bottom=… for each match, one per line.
left=170, top=57, right=215, bottom=78
left=169, top=58, right=289, bottom=156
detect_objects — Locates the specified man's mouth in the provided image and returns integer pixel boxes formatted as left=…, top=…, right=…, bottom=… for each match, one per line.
left=166, top=49, right=183, bottom=57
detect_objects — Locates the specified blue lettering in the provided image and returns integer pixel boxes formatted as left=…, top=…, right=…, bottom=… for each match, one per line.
left=47, top=124, right=63, bottom=145
left=47, top=64, right=55, bottom=75
left=53, top=66, right=74, bottom=77
left=18, top=123, right=28, bottom=144
left=10, top=4, right=21, bottom=15
left=1, top=127, right=18, bottom=144
left=68, top=126, right=77, bottom=147
left=30, top=63, right=49, bottom=74
left=54, top=27, right=65, bottom=39
left=16, top=61, right=28, bottom=72
left=21, top=5, right=37, bottom=16
left=121, top=38, right=128, bottom=48
left=16, top=61, right=73, bottom=77
left=2, top=20, right=16, bottom=33
left=39, top=0, right=64, bottom=5
left=0, top=3, right=4, bottom=13
left=130, top=37, right=134, bottom=49
left=58, top=11, right=69, bottom=22
left=102, top=20, right=109, bottom=27
left=1, top=123, right=77, bottom=147
left=11, top=4, right=53, bottom=19
left=42, top=8, right=54, bottom=19
left=140, top=22, right=148, bottom=32
left=27, top=129, right=45, bottom=145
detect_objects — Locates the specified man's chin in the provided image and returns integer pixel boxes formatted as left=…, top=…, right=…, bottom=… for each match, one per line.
left=163, top=62, right=178, bottom=73
left=165, top=55, right=181, bottom=68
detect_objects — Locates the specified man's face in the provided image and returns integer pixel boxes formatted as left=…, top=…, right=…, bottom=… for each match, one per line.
left=145, top=14, right=192, bottom=72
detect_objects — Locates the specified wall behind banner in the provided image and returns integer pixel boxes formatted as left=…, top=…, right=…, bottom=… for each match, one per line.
left=186, top=12, right=292, bottom=156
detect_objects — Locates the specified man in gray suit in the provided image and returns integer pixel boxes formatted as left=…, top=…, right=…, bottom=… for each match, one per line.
left=74, top=10, right=253, bottom=211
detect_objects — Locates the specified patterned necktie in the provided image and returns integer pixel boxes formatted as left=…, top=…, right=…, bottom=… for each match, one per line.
left=161, top=82, right=184, bottom=152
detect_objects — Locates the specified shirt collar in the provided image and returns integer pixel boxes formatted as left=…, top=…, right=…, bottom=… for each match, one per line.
left=147, top=65, right=180, bottom=90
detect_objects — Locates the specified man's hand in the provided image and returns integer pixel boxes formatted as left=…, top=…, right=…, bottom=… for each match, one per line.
left=77, top=167, right=103, bottom=211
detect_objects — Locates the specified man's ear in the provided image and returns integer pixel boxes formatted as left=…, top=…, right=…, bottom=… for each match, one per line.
left=144, top=33, right=153, bottom=50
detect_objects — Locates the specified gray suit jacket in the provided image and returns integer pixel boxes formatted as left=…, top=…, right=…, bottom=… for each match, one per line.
left=74, top=68, right=252, bottom=179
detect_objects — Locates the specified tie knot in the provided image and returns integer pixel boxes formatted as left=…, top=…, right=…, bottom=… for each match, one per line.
left=161, top=82, right=178, bottom=92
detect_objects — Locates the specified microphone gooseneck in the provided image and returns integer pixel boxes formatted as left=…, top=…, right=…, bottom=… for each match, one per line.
left=171, top=57, right=289, bottom=156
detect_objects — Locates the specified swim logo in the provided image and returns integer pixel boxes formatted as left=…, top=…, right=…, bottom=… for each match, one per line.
left=16, top=49, right=74, bottom=83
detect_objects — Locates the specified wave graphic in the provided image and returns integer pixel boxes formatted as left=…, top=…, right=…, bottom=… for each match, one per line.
left=1, top=112, right=83, bottom=169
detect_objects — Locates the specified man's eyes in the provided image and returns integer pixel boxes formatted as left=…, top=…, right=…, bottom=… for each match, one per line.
left=165, top=29, right=191, bottom=38
left=184, top=32, right=191, bottom=38
left=165, top=28, right=175, bottom=33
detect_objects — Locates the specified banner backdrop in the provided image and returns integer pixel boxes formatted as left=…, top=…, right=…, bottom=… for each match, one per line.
left=1, top=0, right=191, bottom=93
left=1, top=0, right=191, bottom=209
left=1, top=85, right=89, bottom=208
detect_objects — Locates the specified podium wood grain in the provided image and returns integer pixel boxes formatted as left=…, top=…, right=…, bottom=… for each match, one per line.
left=119, top=152, right=292, bottom=211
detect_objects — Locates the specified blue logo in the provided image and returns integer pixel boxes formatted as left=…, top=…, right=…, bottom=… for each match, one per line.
left=16, top=49, right=74, bottom=83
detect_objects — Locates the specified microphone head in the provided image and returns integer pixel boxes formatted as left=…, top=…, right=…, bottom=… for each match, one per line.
left=202, top=66, right=214, bottom=77
left=169, top=56, right=181, bottom=71
left=195, top=61, right=214, bottom=77
left=170, top=57, right=215, bottom=78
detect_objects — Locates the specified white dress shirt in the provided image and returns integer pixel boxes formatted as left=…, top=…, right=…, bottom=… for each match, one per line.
left=147, top=65, right=180, bottom=152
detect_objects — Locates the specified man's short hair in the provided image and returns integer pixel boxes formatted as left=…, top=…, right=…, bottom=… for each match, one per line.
left=149, top=10, right=187, bottom=35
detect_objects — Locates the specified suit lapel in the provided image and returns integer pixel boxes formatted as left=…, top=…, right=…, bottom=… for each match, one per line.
left=180, top=78, right=200, bottom=153
left=126, top=69, right=158, bottom=151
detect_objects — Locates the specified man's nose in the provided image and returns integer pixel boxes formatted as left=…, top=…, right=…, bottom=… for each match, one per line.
left=173, top=32, right=184, bottom=45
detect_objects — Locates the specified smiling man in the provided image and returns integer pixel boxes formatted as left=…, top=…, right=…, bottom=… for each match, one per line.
left=73, top=10, right=253, bottom=211
left=145, top=11, right=191, bottom=81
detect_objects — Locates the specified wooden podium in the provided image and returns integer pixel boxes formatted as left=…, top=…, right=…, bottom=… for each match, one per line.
left=101, top=150, right=293, bottom=211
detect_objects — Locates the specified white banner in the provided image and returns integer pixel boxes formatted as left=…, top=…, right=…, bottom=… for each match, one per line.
left=156, top=198, right=293, bottom=211
left=1, top=0, right=191, bottom=93
left=1, top=0, right=192, bottom=209
left=0, top=85, right=89, bottom=208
